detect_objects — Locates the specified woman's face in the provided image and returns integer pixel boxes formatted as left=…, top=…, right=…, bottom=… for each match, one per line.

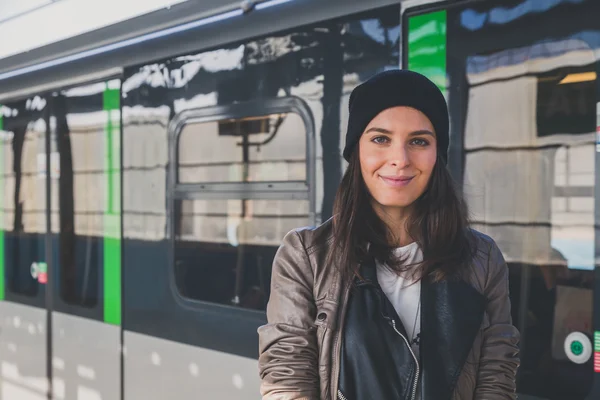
left=358, top=106, right=437, bottom=216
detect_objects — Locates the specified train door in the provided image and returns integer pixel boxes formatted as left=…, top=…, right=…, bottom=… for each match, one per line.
left=120, top=93, right=315, bottom=399
left=47, top=80, right=123, bottom=400
left=0, top=95, right=51, bottom=400
left=0, top=79, right=124, bottom=399
left=402, top=0, right=600, bottom=399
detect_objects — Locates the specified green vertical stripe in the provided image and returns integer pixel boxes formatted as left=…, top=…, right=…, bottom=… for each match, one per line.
left=0, top=109, right=4, bottom=301
left=408, top=10, right=447, bottom=95
left=103, top=87, right=121, bottom=325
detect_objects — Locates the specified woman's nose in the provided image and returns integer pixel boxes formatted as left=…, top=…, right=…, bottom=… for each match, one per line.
left=388, top=145, right=410, bottom=169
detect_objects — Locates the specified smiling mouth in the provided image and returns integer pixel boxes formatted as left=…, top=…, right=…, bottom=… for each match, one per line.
left=379, top=175, right=414, bottom=187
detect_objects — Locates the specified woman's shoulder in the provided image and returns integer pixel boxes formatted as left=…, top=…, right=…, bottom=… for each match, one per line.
left=464, top=228, right=507, bottom=290
left=274, top=219, right=337, bottom=283
left=280, top=217, right=335, bottom=255
left=467, top=228, right=500, bottom=255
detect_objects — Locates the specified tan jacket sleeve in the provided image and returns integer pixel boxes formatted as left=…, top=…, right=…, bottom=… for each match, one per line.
left=475, top=240, right=521, bottom=399
left=258, top=230, right=320, bottom=400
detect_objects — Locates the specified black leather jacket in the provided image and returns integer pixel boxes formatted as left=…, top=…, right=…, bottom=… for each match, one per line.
left=338, top=260, right=419, bottom=400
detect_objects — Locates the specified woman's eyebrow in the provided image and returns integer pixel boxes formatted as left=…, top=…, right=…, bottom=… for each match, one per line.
left=409, top=129, right=435, bottom=137
left=365, top=127, right=393, bottom=134
left=364, top=128, right=436, bottom=137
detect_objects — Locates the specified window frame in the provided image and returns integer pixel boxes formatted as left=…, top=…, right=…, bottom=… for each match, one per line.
left=167, top=96, right=316, bottom=314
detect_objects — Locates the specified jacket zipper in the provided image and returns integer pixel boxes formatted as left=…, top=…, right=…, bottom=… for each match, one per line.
left=390, top=319, right=420, bottom=400
left=337, top=389, right=348, bottom=400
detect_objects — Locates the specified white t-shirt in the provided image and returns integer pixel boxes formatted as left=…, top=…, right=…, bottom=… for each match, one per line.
left=375, top=241, right=422, bottom=396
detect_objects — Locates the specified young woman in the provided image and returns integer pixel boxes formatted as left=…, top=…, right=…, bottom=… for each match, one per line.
left=258, top=70, right=520, bottom=400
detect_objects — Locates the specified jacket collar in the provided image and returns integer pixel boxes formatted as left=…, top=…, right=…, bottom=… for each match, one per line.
left=355, top=258, right=412, bottom=338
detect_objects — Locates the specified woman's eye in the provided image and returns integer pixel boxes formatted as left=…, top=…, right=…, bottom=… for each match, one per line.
left=411, top=138, right=429, bottom=146
left=372, top=136, right=389, bottom=144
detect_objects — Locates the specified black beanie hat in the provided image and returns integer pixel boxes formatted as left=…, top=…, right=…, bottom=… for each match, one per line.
left=342, top=69, right=449, bottom=164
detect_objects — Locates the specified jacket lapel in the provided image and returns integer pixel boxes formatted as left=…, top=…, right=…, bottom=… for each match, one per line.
left=420, top=277, right=486, bottom=400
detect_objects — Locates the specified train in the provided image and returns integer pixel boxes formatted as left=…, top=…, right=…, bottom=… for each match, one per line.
left=0, top=0, right=599, bottom=398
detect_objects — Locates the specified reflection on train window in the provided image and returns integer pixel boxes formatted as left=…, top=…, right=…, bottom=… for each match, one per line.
left=173, top=199, right=310, bottom=310
left=442, top=2, right=597, bottom=397
left=49, top=88, right=115, bottom=308
left=0, top=99, right=47, bottom=297
left=49, top=81, right=121, bottom=308
left=464, top=68, right=596, bottom=400
left=177, top=113, right=306, bottom=183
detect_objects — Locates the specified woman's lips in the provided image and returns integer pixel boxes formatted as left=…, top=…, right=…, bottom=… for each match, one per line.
left=379, top=175, right=414, bottom=187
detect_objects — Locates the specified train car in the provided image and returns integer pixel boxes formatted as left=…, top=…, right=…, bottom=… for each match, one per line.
left=0, top=0, right=598, bottom=399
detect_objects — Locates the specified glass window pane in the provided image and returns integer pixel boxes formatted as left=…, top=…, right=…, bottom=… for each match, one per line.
left=177, top=112, right=306, bottom=183
left=173, top=198, right=310, bottom=310
left=121, top=105, right=168, bottom=242
left=1, top=98, right=48, bottom=296
left=462, top=53, right=596, bottom=400
left=50, top=80, right=122, bottom=308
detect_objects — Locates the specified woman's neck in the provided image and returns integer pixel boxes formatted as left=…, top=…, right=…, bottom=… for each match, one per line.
left=388, top=227, right=413, bottom=247
left=372, top=203, right=414, bottom=247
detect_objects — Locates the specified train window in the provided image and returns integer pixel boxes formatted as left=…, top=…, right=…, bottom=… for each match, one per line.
left=50, top=80, right=121, bottom=312
left=405, top=1, right=599, bottom=398
left=1, top=98, right=47, bottom=297
left=171, top=100, right=313, bottom=310
left=177, top=112, right=306, bottom=183
left=173, top=198, right=310, bottom=310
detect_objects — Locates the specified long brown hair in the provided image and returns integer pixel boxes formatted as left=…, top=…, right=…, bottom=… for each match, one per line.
left=319, top=147, right=473, bottom=285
